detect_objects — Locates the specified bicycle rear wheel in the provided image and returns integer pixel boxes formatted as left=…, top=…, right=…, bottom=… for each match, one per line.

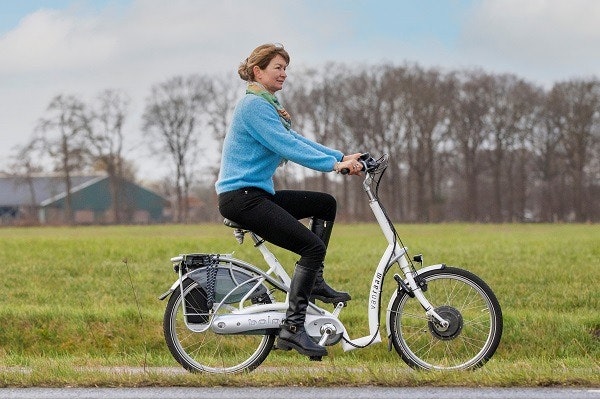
left=163, top=269, right=275, bottom=373
left=389, top=266, right=502, bottom=370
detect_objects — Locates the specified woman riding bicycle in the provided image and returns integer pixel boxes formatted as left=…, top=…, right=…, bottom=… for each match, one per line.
left=215, top=43, right=363, bottom=358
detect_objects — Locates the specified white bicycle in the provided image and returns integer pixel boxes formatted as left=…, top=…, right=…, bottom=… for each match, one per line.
left=159, top=153, right=503, bottom=373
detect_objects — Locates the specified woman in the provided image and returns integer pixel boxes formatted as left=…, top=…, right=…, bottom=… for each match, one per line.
left=215, top=43, right=363, bottom=358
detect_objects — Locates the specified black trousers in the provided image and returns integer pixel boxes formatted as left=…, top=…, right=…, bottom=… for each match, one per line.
left=218, top=188, right=337, bottom=271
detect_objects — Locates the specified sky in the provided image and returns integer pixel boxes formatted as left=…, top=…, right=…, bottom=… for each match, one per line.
left=1, top=0, right=599, bottom=181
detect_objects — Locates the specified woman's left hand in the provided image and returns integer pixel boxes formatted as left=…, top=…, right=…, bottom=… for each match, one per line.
left=342, top=153, right=362, bottom=162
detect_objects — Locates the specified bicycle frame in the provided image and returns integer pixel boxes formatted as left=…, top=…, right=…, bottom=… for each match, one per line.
left=161, top=164, right=450, bottom=351
left=161, top=153, right=503, bottom=373
left=338, top=171, right=448, bottom=350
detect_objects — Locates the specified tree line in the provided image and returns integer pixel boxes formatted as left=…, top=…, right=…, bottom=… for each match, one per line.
left=8, top=62, right=600, bottom=223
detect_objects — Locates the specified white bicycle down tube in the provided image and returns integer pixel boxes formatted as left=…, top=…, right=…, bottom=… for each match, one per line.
left=341, top=243, right=399, bottom=351
left=341, top=198, right=410, bottom=351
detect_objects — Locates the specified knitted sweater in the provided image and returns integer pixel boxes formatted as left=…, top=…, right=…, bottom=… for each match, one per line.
left=215, top=94, right=344, bottom=195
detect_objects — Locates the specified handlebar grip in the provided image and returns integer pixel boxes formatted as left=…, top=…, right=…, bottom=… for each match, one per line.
left=341, top=153, right=370, bottom=175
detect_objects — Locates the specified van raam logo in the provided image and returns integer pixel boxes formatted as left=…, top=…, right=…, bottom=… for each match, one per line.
left=370, top=272, right=383, bottom=309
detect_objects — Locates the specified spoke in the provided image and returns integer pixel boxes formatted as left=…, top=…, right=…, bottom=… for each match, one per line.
left=165, top=273, right=274, bottom=373
left=391, top=270, right=500, bottom=370
left=400, top=310, right=430, bottom=322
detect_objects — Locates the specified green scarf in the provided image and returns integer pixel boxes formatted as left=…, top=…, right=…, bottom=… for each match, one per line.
left=246, top=82, right=292, bottom=130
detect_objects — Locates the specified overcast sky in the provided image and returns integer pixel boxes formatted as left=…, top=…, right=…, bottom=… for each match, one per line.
left=1, top=0, right=599, bottom=181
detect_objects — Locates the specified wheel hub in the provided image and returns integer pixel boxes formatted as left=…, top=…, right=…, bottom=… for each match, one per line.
left=428, top=305, right=463, bottom=340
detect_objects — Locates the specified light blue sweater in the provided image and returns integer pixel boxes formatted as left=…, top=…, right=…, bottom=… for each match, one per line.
left=215, top=94, right=344, bottom=195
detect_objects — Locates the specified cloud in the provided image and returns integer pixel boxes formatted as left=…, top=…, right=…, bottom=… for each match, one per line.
left=0, top=0, right=328, bottom=79
left=0, top=0, right=330, bottom=178
left=459, top=0, right=600, bottom=82
left=1, top=0, right=599, bottom=179
left=0, top=8, right=119, bottom=74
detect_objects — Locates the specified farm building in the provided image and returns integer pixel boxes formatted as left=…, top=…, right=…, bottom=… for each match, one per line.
left=0, top=174, right=168, bottom=225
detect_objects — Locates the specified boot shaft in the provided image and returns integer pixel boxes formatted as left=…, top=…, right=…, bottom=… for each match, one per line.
left=309, top=218, right=334, bottom=248
left=308, top=218, right=352, bottom=304
left=285, top=263, right=318, bottom=326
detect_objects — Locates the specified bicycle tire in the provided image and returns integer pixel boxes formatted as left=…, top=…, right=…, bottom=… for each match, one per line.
left=389, top=266, right=503, bottom=370
left=163, top=266, right=275, bottom=374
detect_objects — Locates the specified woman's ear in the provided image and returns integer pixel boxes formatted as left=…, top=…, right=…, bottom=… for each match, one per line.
left=253, top=65, right=262, bottom=80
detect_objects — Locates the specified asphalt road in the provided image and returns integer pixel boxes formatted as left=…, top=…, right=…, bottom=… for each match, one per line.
left=1, top=387, right=599, bottom=399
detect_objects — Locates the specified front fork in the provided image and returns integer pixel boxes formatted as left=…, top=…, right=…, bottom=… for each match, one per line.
left=389, top=259, right=449, bottom=332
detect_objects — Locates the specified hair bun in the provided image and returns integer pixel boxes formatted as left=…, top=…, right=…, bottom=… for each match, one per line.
left=238, top=60, right=250, bottom=81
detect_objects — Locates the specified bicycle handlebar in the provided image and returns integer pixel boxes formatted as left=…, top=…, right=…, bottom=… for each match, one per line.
left=340, top=153, right=382, bottom=175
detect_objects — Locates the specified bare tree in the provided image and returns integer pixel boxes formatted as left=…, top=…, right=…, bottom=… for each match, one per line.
left=6, top=61, right=597, bottom=224
left=7, top=139, right=44, bottom=224
left=338, top=66, right=397, bottom=220
left=36, top=94, right=87, bottom=224
left=376, top=65, right=412, bottom=221
left=531, top=89, right=565, bottom=221
left=81, top=89, right=130, bottom=223
left=285, top=65, right=348, bottom=193
left=201, top=74, right=240, bottom=221
left=142, top=74, right=213, bottom=223
left=447, top=71, right=494, bottom=221
left=483, top=75, right=540, bottom=221
left=395, top=65, right=455, bottom=221
left=206, top=75, right=239, bottom=180
left=548, top=79, right=600, bottom=222
left=509, top=82, right=543, bottom=222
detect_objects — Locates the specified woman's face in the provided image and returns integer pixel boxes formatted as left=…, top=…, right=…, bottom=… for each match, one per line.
left=254, top=54, right=287, bottom=94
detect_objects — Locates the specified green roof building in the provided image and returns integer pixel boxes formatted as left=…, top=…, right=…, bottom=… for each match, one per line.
left=0, top=174, right=168, bottom=225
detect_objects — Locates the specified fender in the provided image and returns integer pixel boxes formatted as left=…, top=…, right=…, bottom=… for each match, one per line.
left=158, top=265, right=269, bottom=303
left=385, top=264, right=446, bottom=339
left=159, top=279, right=180, bottom=300
left=158, top=255, right=287, bottom=301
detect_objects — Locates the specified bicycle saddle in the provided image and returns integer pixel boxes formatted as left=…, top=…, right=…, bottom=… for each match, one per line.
left=223, top=218, right=247, bottom=230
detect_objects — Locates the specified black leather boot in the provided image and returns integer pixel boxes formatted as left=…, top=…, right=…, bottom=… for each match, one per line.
left=309, top=218, right=351, bottom=304
left=276, top=264, right=328, bottom=357
left=311, top=267, right=352, bottom=304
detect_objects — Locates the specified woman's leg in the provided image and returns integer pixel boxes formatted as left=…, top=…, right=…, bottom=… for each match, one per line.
left=274, top=190, right=351, bottom=303
left=308, top=218, right=351, bottom=303
left=272, top=190, right=337, bottom=222
left=219, top=188, right=326, bottom=270
left=218, top=188, right=328, bottom=357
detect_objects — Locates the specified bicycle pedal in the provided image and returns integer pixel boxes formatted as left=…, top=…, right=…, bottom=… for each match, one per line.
left=308, top=355, right=322, bottom=361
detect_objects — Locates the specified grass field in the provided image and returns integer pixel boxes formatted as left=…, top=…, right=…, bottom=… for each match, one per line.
left=0, top=223, right=598, bottom=387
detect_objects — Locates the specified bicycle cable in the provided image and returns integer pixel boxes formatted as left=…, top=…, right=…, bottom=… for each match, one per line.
left=374, top=157, right=417, bottom=272
left=342, top=155, right=416, bottom=349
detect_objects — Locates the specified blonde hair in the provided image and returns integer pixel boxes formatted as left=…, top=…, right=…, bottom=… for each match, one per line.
left=238, top=43, right=290, bottom=81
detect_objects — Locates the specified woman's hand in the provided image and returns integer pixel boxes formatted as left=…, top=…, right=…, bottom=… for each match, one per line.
left=342, top=153, right=362, bottom=162
left=335, top=153, right=364, bottom=175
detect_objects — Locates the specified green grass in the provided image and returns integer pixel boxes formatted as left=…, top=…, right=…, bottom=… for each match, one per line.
left=0, top=223, right=598, bottom=387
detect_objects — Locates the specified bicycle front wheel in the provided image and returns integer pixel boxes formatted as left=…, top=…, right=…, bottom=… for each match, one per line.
left=389, top=266, right=502, bottom=370
left=163, top=275, right=275, bottom=374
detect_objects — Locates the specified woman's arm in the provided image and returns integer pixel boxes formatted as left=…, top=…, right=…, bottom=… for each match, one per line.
left=242, top=97, right=342, bottom=171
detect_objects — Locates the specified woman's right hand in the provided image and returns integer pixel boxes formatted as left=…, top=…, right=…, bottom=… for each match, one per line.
left=335, top=156, right=363, bottom=175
